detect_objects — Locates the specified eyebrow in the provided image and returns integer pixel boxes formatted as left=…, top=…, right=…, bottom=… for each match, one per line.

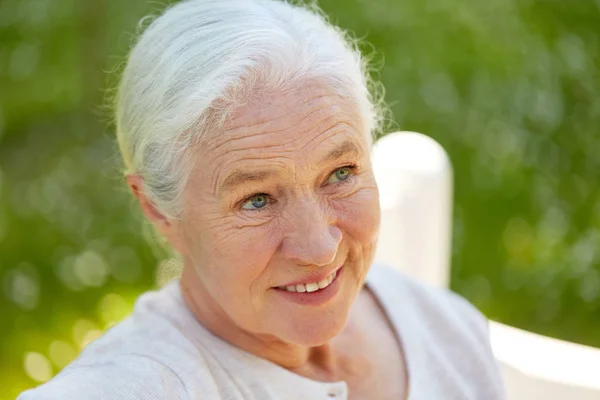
left=219, top=140, right=362, bottom=194
left=318, top=140, right=361, bottom=164
left=220, top=169, right=278, bottom=194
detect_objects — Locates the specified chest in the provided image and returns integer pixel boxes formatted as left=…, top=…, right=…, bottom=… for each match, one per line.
left=346, top=351, right=406, bottom=400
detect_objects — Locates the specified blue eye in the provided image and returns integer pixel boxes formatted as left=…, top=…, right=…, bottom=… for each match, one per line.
left=241, top=194, right=269, bottom=210
left=327, top=166, right=353, bottom=184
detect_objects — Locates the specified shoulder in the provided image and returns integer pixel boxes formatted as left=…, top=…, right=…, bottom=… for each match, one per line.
left=18, top=319, right=223, bottom=400
left=369, top=262, right=490, bottom=340
left=368, top=263, right=506, bottom=398
left=17, top=354, right=188, bottom=400
left=18, top=282, right=223, bottom=399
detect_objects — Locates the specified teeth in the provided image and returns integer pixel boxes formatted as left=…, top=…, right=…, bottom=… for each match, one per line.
left=305, top=283, right=319, bottom=292
left=282, top=269, right=338, bottom=293
left=296, top=284, right=307, bottom=293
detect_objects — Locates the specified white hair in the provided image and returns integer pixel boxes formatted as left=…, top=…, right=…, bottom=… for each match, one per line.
left=115, top=0, right=387, bottom=220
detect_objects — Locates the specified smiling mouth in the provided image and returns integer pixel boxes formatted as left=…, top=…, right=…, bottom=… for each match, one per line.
left=277, top=269, right=339, bottom=293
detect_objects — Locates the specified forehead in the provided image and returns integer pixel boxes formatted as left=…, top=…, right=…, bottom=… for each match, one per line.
left=202, top=82, right=368, bottom=167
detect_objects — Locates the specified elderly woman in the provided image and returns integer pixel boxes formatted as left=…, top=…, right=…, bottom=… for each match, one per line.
left=19, top=0, right=505, bottom=399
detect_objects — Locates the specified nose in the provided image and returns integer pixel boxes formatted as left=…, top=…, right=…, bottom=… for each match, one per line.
left=278, top=197, right=342, bottom=267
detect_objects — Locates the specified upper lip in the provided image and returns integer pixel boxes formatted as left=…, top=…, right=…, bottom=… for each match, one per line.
left=279, top=264, right=344, bottom=287
left=278, top=264, right=343, bottom=287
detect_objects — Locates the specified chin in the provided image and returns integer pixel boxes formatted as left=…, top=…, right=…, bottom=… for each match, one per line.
left=276, top=308, right=350, bottom=347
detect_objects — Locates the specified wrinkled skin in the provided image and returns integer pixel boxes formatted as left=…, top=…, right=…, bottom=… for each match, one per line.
left=127, top=81, right=394, bottom=385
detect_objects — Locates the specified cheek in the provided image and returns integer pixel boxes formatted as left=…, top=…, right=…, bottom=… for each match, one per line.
left=185, top=215, right=281, bottom=288
left=336, top=186, right=381, bottom=246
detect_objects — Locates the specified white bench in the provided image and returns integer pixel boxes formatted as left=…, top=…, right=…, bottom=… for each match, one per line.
left=372, top=131, right=600, bottom=400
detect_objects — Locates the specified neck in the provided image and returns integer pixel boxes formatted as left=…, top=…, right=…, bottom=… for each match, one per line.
left=179, top=265, right=360, bottom=380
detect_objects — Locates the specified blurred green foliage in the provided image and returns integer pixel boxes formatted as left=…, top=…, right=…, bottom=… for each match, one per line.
left=1, top=0, right=599, bottom=397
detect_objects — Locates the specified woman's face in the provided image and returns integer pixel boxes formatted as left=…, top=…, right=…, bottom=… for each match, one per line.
left=178, top=81, right=380, bottom=346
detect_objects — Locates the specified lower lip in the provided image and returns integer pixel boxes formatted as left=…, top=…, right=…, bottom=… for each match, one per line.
left=274, top=267, right=343, bottom=306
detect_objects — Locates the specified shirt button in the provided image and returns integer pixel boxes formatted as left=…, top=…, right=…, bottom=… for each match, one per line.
left=327, top=383, right=347, bottom=398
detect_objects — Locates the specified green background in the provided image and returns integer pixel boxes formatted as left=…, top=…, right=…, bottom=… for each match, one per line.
left=1, top=0, right=599, bottom=397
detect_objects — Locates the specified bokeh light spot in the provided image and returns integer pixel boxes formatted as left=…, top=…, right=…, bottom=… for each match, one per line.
left=72, top=319, right=100, bottom=349
left=99, top=293, right=130, bottom=327
left=580, top=270, right=600, bottom=304
left=23, top=352, right=52, bottom=383
left=48, top=340, right=77, bottom=369
left=73, top=250, right=109, bottom=287
left=55, top=255, right=84, bottom=292
left=3, top=266, right=39, bottom=310
left=80, top=330, right=103, bottom=349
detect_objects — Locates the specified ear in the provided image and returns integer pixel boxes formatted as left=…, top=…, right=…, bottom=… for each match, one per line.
left=126, top=174, right=185, bottom=254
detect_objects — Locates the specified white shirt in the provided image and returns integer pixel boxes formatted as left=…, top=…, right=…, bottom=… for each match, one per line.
left=18, top=263, right=506, bottom=399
